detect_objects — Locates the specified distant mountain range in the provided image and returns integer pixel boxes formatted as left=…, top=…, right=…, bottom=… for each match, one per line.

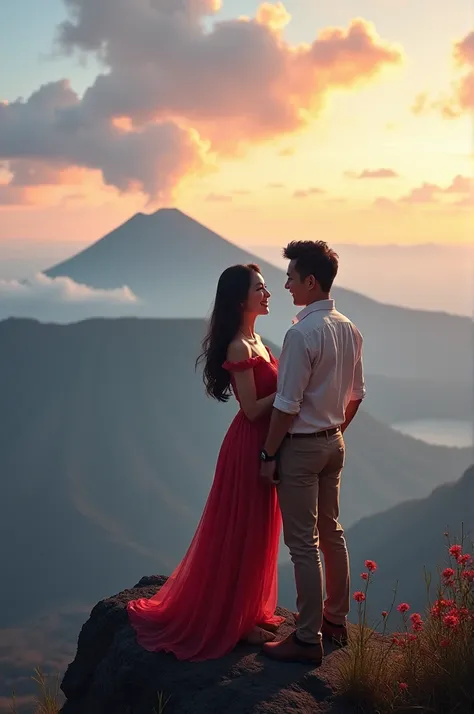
left=279, top=465, right=474, bottom=619
left=44, top=208, right=473, bottom=386
left=0, top=316, right=471, bottom=703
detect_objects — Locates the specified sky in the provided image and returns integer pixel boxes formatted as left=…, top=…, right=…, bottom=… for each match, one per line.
left=0, top=0, right=473, bottom=249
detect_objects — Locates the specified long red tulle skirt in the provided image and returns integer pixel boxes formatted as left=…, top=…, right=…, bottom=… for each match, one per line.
left=127, top=407, right=283, bottom=661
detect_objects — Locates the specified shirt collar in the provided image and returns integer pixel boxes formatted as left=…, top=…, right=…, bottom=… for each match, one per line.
left=292, top=299, right=335, bottom=325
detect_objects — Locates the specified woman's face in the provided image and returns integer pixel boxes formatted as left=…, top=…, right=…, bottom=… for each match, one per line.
left=244, top=271, right=271, bottom=316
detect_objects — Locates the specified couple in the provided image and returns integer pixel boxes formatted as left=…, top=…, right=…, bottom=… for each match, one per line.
left=127, top=240, right=366, bottom=665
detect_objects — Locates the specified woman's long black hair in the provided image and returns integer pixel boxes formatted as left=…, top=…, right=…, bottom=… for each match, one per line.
left=196, top=263, right=260, bottom=402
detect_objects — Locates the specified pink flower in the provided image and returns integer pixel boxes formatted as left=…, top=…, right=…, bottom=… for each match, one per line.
left=365, top=559, right=377, bottom=572
left=442, top=567, right=455, bottom=580
left=399, top=682, right=408, bottom=691
left=360, top=572, right=368, bottom=580
left=353, top=591, right=366, bottom=603
left=449, top=544, right=462, bottom=559
left=397, top=602, right=410, bottom=613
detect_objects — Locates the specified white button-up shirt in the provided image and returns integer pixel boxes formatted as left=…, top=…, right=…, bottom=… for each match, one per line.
left=273, top=299, right=366, bottom=433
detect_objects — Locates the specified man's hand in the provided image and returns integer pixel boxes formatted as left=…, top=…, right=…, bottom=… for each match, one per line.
left=259, top=459, right=279, bottom=486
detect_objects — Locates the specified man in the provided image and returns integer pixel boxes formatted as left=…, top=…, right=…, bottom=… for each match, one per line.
left=259, top=240, right=366, bottom=665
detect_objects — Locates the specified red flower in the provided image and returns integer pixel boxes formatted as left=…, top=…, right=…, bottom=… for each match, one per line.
left=442, top=567, right=455, bottom=580
left=442, top=614, right=460, bottom=629
left=399, top=682, right=408, bottom=691
left=353, top=591, right=366, bottom=603
left=382, top=610, right=388, bottom=618
left=407, top=633, right=417, bottom=642
left=458, top=553, right=473, bottom=566
left=397, top=602, right=410, bottom=613
left=461, top=569, right=474, bottom=582
left=360, top=572, right=368, bottom=580
left=449, top=544, right=462, bottom=559
left=440, top=638, right=450, bottom=648
left=410, top=612, right=423, bottom=631
left=365, top=559, right=377, bottom=572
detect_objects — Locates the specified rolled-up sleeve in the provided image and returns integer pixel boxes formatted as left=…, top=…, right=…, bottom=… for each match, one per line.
left=351, top=339, right=366, bottom=400
left=273, top=328, right=313, bottom=414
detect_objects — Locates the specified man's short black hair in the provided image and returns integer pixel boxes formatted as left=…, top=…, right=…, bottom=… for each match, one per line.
left=283, top=240, right=339, bottom=293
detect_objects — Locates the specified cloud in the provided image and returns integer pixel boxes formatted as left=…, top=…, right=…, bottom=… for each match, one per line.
left=0, top=272, right=140, bottom=322
left=345, top=168, right=398, bottom=179
left=412, top=31, right=474, bottom=119
left=373, top=196, right=399, bottom=211
left=255, top=2, right=291, bottom=31
left=399, top=182, right=439, bottom=204
left=376, top=174, right=473, bottom=207
left=411, top=91, right=460, bottom=120
left=293, top=187, right=325, bottom=198
left=205, top=192, right=232, bottom=202
left=0, top=3, right=403, bottom=203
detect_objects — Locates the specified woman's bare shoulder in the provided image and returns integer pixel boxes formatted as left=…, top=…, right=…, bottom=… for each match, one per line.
left=226, top=338, right=252, bottom=363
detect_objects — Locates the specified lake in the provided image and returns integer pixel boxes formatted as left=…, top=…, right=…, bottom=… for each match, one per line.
left=391, top=419, right=473, bottom=448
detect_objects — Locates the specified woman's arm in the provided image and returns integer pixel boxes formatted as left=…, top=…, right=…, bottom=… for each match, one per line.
left=226, top=341, right=276, bottom=422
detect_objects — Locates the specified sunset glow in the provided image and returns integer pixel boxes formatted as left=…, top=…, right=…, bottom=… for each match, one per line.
left=0, top=0, right=472, bottom=247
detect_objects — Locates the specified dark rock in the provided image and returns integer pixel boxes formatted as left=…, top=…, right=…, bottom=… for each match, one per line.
left=60, top=577, right=354, bottom=714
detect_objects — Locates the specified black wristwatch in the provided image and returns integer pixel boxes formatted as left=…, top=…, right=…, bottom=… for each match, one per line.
left=260, top=448, right=277, bottom=462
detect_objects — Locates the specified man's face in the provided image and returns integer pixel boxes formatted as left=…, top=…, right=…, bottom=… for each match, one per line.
left=285, top=259, right=310, bottom=306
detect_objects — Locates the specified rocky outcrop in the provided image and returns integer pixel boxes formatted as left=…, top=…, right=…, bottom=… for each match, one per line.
left=59, top=576, right=352, bottom=714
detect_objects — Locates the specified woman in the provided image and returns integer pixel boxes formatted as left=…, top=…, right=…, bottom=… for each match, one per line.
left=127, top=263, right=284, bottom=660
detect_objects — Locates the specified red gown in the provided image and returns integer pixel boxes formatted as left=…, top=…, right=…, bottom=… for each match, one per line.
left=127, top=349, right=284, bottom=660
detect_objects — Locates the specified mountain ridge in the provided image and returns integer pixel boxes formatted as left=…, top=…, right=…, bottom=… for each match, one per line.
left=43, top=208, right=473, bottom=384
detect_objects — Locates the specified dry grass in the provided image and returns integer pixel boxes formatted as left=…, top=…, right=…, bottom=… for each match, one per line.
left=10, top=669, right=61, bottom=714
left=9, top=669, right=170, bottom=714
left=336, top=531, right=474, bottom=713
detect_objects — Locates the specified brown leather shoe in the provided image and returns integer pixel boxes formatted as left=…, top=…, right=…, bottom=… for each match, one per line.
left=322, top=617, right=348, bottom=647
left=293, top=613, right=348, bottom=647
left=262, top=632, right=323, bottom=665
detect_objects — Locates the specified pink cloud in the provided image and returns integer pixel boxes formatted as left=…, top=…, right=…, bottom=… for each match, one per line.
left=293, top=187, right=325, bottom=198
left=377, top=174, right=473, bottom=207
left=373, top=196, right=399, bottom=211
left=346, top=168, right=398, bottom=179
left=412, top=31, right=474, bottom=119
left=400, top=182, right=440, bottom=204
left=0, top=2, right=404, bottom=204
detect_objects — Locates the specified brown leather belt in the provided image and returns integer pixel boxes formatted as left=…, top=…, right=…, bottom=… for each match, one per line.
left=285, top=427, right=341, bottom=439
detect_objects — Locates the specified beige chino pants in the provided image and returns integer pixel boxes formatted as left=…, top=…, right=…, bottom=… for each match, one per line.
left=277, top=431, right=350, bottom=645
